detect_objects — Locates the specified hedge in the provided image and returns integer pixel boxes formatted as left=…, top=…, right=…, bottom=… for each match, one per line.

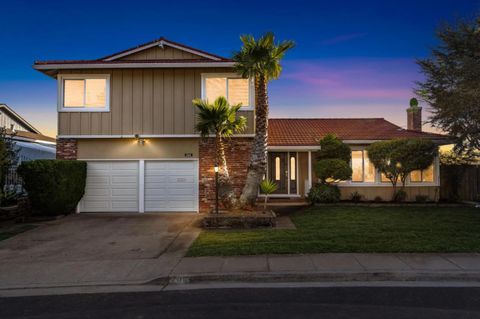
left=18, top=160, right=87, bottom=216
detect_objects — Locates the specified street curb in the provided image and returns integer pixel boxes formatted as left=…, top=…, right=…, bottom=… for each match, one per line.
left=156, top=271, right=480, bottom=285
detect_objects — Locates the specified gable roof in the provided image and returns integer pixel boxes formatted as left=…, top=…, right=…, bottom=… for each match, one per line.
left=33, top=37, right=234, bottom=76
left=0, top=104, right=41, bottom=134
left=268, top=118, right=449, bottom=146
left=100, top=37, right=230, bottom=61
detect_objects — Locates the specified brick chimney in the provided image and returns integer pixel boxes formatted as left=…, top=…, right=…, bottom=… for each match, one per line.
left=407, top=106, right=422, bottom=131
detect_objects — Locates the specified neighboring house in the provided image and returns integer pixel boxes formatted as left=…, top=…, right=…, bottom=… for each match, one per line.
left=33, top=38, right=448, bottom=213
left=0, top=104, right=56, bottom=162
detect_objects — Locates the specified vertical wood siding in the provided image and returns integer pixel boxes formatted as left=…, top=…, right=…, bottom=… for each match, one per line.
left=57, top=68, right=255, bottom=136
left=118, top=46, right=204, bottom=61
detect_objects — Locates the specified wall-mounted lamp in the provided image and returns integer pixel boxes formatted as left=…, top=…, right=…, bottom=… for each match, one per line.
left=134, top=134, right=146, bottom=146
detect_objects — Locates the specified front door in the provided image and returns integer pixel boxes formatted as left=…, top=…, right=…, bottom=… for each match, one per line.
left=268, top=152, right=288, bottom=194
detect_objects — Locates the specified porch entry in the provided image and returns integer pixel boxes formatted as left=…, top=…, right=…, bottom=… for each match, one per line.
left=267, top=152, right=298, bottom=195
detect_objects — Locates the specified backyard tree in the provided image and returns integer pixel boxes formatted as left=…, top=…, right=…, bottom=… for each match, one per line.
left=233, top=32, right=295, bottom=207
left=416, top=16, right=480, bottom=157
left=367, top=138, right=437, bottom=200
left=193, top=96, right=247, bottom=209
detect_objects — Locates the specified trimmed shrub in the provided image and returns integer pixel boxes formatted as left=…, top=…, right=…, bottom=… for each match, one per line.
left=374, top=196, right=383, bottom=202
left=393, top=189, right=407, bottom=202
left=307, top=184, right=341, bottom=204
left=350, top=191, right=363, bottom=203
left=415, top=195, right=429, bottom=203
left=315, top=159, right=352, bottom=184
left=317, top=133, right=351, bottom=163
left=18, top=160, right=87, bottom=216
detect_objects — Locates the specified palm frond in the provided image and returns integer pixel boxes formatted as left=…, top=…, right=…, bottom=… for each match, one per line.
left=232, top=32, right=295, bottom=80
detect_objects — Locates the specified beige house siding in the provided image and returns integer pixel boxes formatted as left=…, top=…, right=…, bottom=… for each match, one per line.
left=77, top=138, right=199, bottom=159
left=339, top=186, right=440, bottom=202
left=118, top=46, right=205, bottom=60
left=58, top=68, right=254, bottom=136
left=298, top=152, right=309, bottom=196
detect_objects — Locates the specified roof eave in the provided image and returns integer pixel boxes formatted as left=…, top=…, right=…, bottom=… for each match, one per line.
left=33, top=61, right=234, bottom=70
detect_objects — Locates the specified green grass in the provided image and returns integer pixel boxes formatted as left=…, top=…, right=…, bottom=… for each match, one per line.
left=0, top=224, right=37, bottom=241
left=187, top=206, right=480, bottom=256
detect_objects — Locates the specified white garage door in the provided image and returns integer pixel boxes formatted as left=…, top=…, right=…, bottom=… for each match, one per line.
left=144, top=160, right=198, bottom=212
left=80, top=161, right=139, bottom=212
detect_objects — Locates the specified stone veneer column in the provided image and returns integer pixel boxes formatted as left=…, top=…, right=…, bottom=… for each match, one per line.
left=56, top=138, right=78, bottom=160
left=198, top=137, right=253, bottom=213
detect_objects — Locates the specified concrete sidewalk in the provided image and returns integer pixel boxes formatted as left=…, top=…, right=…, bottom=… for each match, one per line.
left=169, top=253, right=480, bottom=284
left=1, top=253, right=480, bottom=292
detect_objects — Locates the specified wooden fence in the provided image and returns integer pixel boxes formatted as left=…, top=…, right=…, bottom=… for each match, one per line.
left=440, top=165, right=480, bottom=202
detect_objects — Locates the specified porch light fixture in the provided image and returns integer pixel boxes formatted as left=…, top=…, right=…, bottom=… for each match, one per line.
left=214, top=162, right=219, bottom=214
left=134, top=134, right=145, bottom=146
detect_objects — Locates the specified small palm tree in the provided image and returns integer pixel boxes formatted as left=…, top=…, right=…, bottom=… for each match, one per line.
left=233, top=32, right=295, bottom=207
left=193, top=96, right=247, bottom=209
left=259, top=179, right=278, bottom=211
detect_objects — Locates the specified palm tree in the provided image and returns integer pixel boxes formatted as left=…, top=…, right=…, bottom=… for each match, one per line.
left=193, top=96, right=247, bottom=209
left=233, top=32, right=295, bottom=207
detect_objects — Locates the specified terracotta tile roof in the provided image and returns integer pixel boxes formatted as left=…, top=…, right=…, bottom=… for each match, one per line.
left=268, top=118, right=449, bottom=146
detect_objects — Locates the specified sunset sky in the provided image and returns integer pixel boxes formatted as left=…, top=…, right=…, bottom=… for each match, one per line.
left=0, top=0, right=477, bottom=137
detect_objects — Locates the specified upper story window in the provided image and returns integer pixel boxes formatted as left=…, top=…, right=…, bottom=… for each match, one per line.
left=58, top=74, right=110, bottom=112
left=202, top=73, right=253, bottom=109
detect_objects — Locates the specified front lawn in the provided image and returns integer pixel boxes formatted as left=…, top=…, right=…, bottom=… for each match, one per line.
left=187, top=206, right=480, bottom=256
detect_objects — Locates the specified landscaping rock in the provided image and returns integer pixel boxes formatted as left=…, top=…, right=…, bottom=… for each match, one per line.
left=202, top=210, right=276, bottom=229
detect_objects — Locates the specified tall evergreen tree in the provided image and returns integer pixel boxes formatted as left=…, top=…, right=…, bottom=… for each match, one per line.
left=416, top=16, right=480, bottom=156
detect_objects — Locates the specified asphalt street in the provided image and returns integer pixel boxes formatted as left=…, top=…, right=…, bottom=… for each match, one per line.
left=1, top=286, right=480, bottom=318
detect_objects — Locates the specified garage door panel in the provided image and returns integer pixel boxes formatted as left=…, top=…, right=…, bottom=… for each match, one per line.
left=111, top=176, right=138, bottom=185
left=145, top=160, right=198, bottom=212
left=80, top=161, right=139, bottom=212
left=81, top=160, right=198, bottom=213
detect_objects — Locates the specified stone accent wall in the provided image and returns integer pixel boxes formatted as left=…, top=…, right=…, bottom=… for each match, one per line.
left=199, top=137, right=253, bottom=212
left=56, top=138, right=78, bottom=160
left=407, top=107, right=422, bottom=131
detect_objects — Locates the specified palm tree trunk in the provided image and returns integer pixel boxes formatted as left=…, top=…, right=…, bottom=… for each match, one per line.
left=216, top=134, right=237, bottom=209
left=239, top=75, right=269, bottom=207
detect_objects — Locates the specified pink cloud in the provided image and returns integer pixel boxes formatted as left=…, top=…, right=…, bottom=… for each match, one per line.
left=274, top=58, right=420, bottom=101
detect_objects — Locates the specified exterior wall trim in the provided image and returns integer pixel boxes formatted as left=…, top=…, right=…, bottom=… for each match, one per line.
left=34, top=62, right=235, bottom=70
left=268, top=146, right=320, bottom=151
left=58, top=134, right=256, bottom=139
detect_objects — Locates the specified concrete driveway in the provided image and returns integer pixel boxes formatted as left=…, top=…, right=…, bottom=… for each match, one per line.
left=0, top=213, right=200, bottom=289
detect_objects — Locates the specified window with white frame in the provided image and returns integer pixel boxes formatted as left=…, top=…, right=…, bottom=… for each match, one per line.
left=351, top=150, right=376, bottom=183
left=202, top=74, right=253, bottom=108
left=58, top=75, right=110, bottom=111
left=410, top=164, right=434, bottom=183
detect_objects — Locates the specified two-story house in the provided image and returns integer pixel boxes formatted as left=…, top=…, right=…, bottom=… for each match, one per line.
left=34, top=38, right=255, bottom=213
left=34, top=37, right=449, bottom=213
